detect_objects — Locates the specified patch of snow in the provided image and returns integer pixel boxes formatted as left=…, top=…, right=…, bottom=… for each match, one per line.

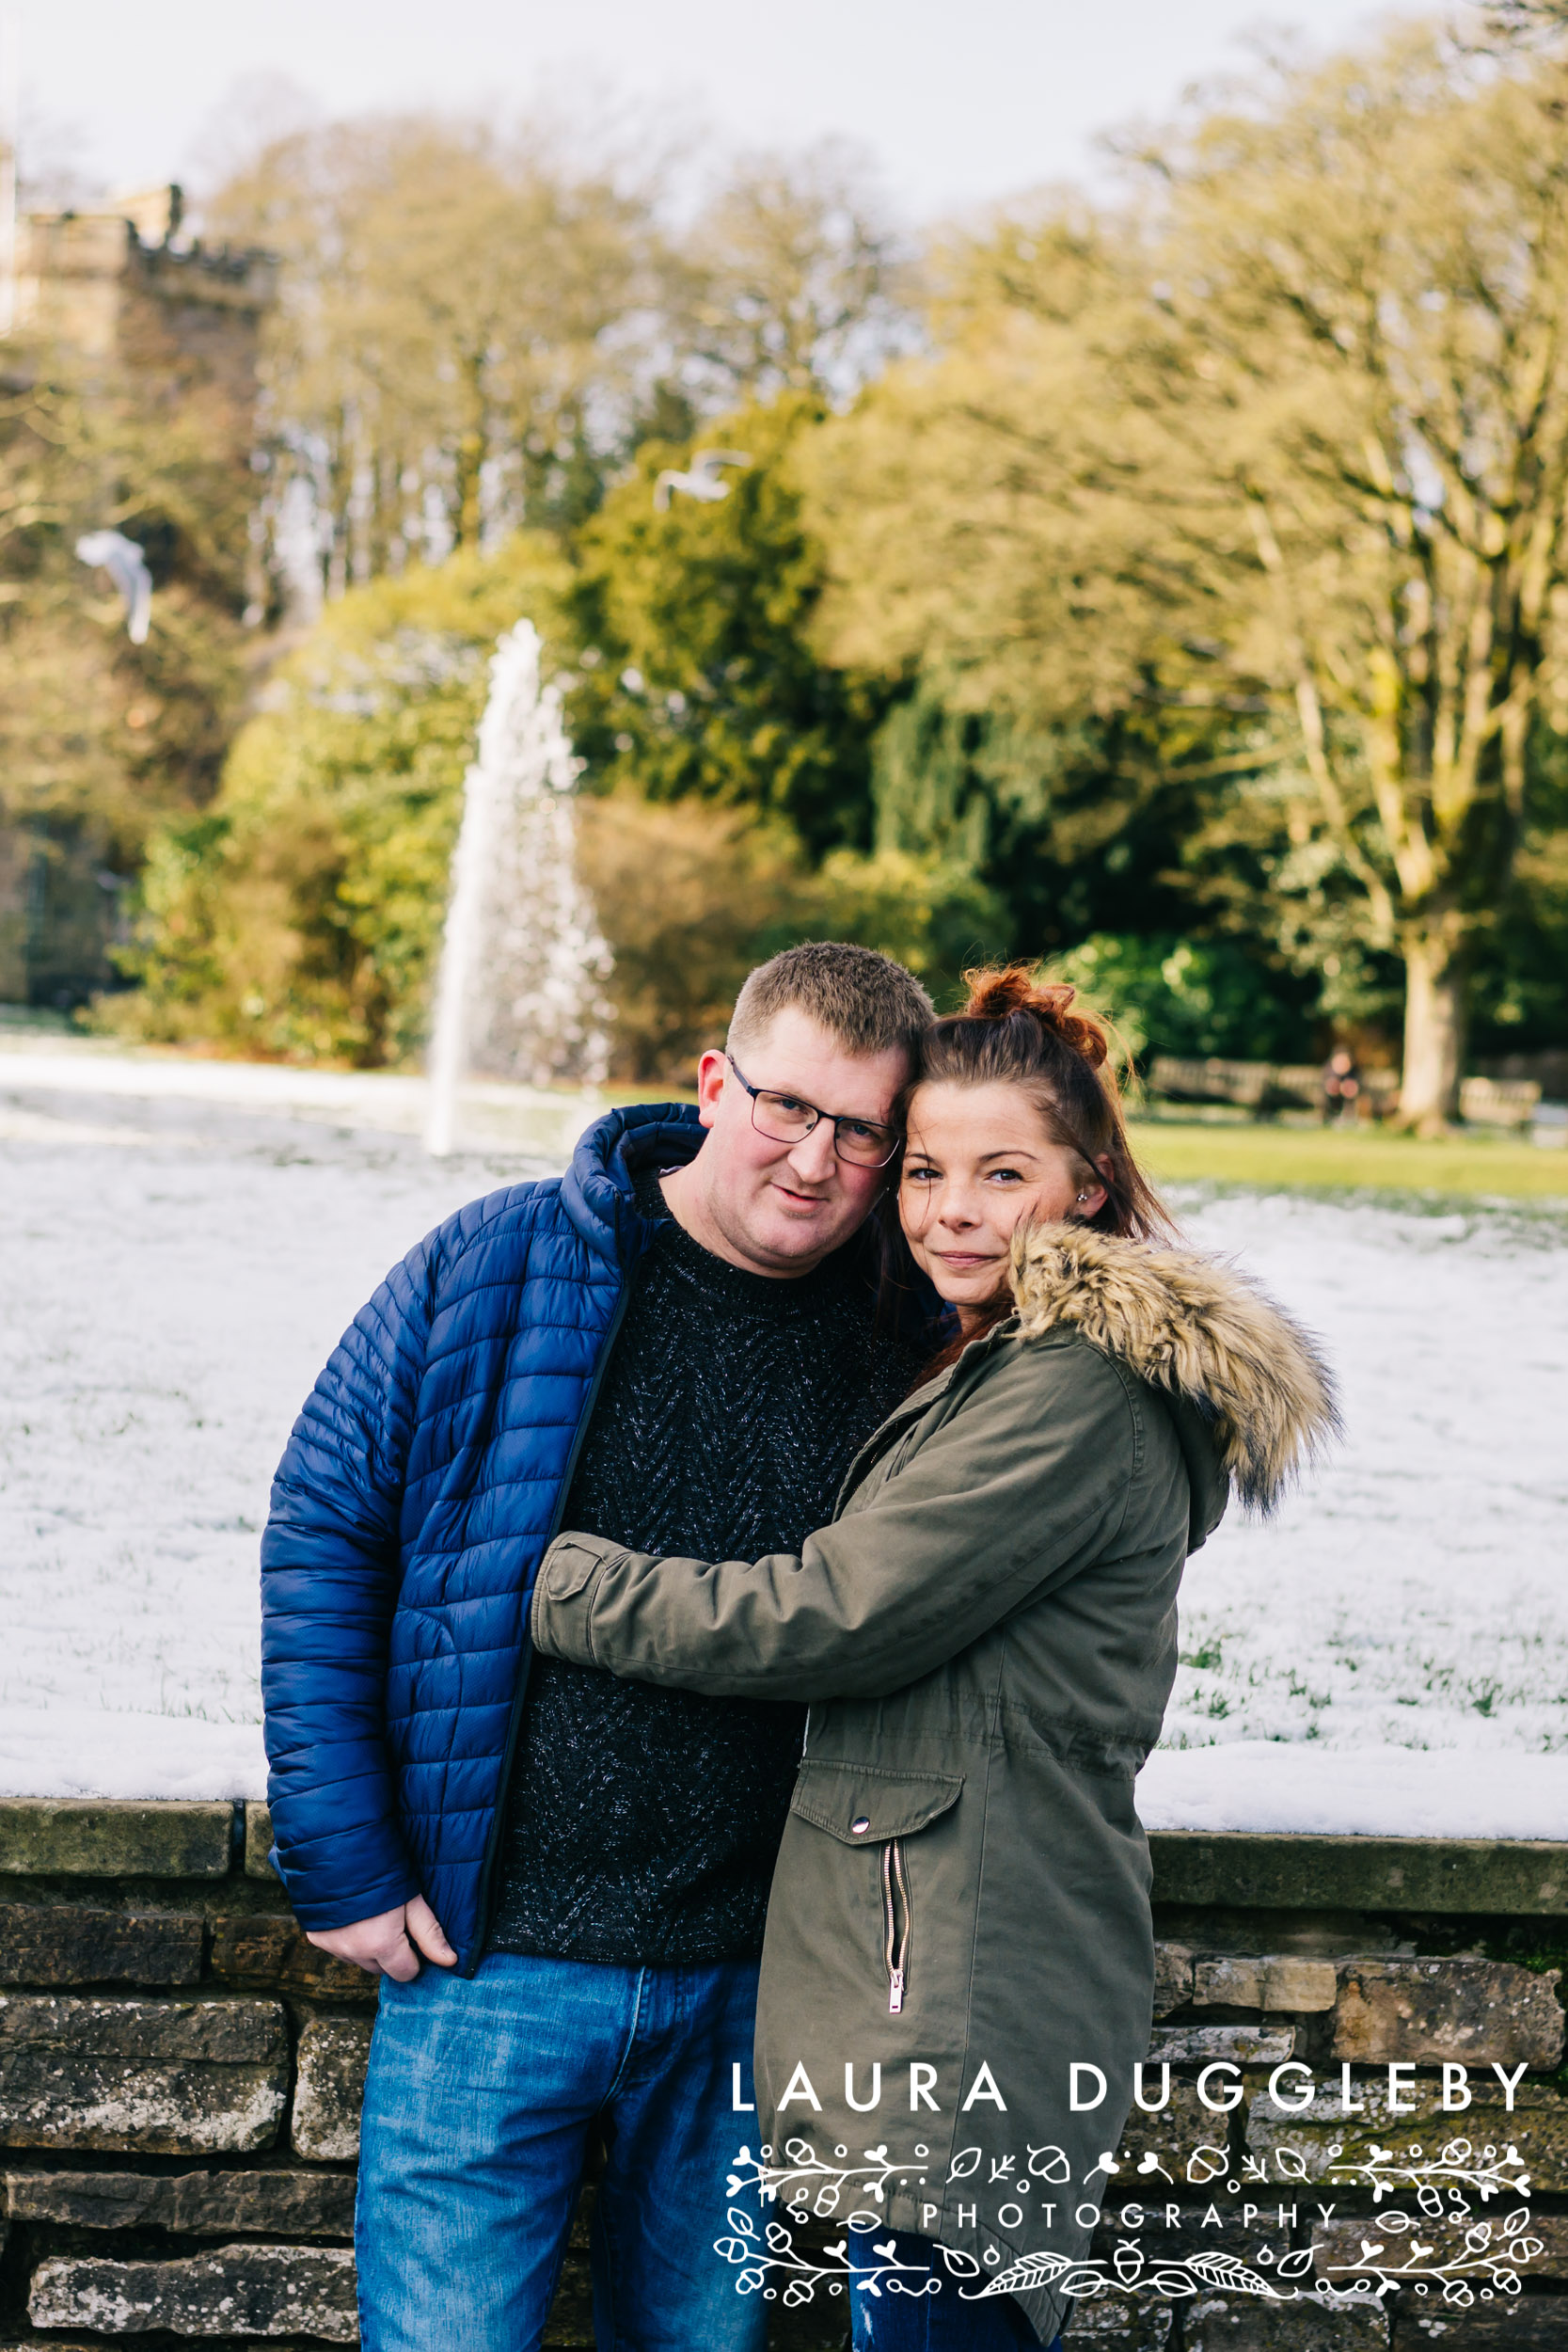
left=0, top=1706, right=266, bottom=1802
left=1164, top=1191, right=1568, bottom=1760
left=2, top=1059, right=1566, bottom=1823
left=1138, top=1740, right=1568, bottom=1839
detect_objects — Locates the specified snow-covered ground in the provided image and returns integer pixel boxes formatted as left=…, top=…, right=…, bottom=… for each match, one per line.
left=3, top=1039, right=1566, bottom=1834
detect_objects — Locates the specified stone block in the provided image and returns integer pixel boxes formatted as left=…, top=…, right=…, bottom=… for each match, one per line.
left=293, top=2016, right=373, bottom=2163
left=1063, top=2295, right=1173, bottom=2347
left=0, top=1995, right=288, bottom=2153
left=1195, top=1958, right=1338, bottom=2013
left=1315, top=2211, right=1568, bottom=2288
left=1393, top=2302, right=1568, bottom=2348
left=29, top=2241, right=358, bottom=2340
left=210, top=1915, right=375, bottom=2003
left=1333, top=1963, right=1564, bottom=2069
left=1148, top=2026, right=1295, bottom=2066
left=0, top=1902, right=204, bottom=1987
left=0, top=1800, right=232, bottom=1879
left=245, top=1802, right=280, bottom=1882
left=5, top=2165, right=356, bottom=2237
left=1153, top=1945, right=1196, bottom=2018
left=1148, top=1836, right=1568, bottom=1916
left=1185, top=2295, right=1388, bottom=2349
left=1247, top=2083, right=1568, bottom=2193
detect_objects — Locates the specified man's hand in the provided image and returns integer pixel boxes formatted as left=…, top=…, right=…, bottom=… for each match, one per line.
left=306, top=1895, right=456, bottom=1982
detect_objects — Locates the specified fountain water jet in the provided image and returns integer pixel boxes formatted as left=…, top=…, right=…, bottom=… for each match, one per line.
left=424, top=620, right=612, bottom=1157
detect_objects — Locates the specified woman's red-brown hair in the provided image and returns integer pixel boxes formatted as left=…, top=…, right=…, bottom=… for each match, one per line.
left=893, top=962, right=1176, bottom=1372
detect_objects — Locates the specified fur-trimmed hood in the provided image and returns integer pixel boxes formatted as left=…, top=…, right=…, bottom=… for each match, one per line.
left=1008, top=1221, right=1338, bottom=1514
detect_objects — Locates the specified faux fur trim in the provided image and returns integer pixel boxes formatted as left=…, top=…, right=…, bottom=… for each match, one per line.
left=1008, top=1222, right=1338, bottom=1513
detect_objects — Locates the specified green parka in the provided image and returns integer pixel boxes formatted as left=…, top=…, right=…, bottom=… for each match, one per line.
left=531, top=1222, right=1335, bottom=2344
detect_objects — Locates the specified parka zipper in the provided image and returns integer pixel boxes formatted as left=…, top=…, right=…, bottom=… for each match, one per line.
left=880, top=1838, right=911, bottom=2013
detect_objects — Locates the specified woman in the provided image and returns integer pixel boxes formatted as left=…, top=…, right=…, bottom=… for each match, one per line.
left=531, top=968, right=1336, bottom=2350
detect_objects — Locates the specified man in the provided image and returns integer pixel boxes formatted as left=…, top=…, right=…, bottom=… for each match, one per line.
left=260, top=941, right=934, bottom=2352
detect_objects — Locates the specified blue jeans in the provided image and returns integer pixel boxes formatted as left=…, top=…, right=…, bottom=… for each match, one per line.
left=356, top=1950, right=767, bottom=2352
left=848, top=2227, right=1052, bottom=2350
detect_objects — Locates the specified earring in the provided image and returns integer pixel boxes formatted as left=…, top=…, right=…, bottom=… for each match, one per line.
left=1075, top=1190, right=1089, bottom=1202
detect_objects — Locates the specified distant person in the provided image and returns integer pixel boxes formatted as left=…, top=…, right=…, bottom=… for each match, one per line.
left=260, top=942, right=936, bottom=2352
left=530, top=968, right=1338, bottom=2352
left=1322, top=1044, right=1362, bottom=1123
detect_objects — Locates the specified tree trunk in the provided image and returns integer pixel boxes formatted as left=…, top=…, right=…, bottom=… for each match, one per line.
left=1399, top=931, right=1467, bottom=1134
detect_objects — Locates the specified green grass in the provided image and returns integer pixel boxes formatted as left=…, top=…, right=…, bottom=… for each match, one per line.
left=1132, top=1116, right=1568, bottom=1203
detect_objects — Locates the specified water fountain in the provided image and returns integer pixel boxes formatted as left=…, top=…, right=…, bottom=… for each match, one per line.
left=424, top=620, right=613, bottom=1157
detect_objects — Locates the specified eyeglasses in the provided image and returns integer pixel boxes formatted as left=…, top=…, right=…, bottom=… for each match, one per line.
left=725, top=1055, right=899, bottom=1168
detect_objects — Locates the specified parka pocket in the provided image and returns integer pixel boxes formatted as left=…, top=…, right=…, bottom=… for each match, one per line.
left=789, top=1760, right=963, bottom=2017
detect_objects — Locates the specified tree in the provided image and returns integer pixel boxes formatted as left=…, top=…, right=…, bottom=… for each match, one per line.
left=565, top=392, right=886, bottom=859
left=808, top=29, right=1568, bottom=1124
left=200, top=117, right=913, bottom=611
left=111, top=539, right=571, bottom=1064
left=0, top=357, right=253, bottom=997
left=204, top=116, right=663, bottom=596
left=674, top=138, right=913, bottom=404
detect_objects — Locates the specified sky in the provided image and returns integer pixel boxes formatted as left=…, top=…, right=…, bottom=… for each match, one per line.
left=13, top=0, right=1393, bottom=224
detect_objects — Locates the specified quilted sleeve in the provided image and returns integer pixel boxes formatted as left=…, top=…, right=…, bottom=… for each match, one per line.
left=259, top=1236, right=436, bottom=1931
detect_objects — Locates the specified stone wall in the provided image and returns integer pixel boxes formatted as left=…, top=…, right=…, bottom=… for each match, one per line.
left=0, top=1804, right=1564, bottom=2349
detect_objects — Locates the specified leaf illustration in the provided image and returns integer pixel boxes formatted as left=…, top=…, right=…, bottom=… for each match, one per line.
left=727, top=2209, right=757, bottom=2237
left=1185, top=2251, right=1278, bottom=2296
left=948, top=2145, right=982, bottom=2180
left=1147, top=2268, right=1201, bottom=2297
left=985, top=2251, right=1072, bottom=2296
left=1275, top=2248, right=1315, bottom=2280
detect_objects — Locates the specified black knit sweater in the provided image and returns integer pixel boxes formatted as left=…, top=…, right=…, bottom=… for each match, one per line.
left=487, top=1166, right=920, bottom=1965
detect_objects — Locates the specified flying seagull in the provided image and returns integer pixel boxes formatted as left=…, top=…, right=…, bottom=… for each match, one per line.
left=75, top=531, right=153, bottom=644
left=653, top=449, right=752, bottom=513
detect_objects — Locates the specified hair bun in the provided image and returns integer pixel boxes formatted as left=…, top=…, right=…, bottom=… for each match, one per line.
left=958, top=964, right=1110, bottom=1071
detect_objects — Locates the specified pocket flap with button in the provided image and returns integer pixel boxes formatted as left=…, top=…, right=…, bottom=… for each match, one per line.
left=789, top=1758, right=964, bottom=1845
left=541, top=1535, right=616, bottom=1601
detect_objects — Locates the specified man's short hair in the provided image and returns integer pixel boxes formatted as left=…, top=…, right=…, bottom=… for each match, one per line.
left=727, top=942, right=935, bottom=1064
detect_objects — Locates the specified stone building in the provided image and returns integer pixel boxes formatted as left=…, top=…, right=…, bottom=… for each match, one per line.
left=0, top=186, right=276, bottom=1009
left=5, top=183, right=276, bottom=421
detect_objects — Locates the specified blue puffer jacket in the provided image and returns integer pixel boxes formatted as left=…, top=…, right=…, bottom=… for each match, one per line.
left=260, top=1101, right=705, bottom=1972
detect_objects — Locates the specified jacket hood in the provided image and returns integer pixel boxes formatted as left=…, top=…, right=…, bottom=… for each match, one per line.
left=560, top=1100, right=706, bottom=1269
left=1007, top=1221, right=1338, bottom=1516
